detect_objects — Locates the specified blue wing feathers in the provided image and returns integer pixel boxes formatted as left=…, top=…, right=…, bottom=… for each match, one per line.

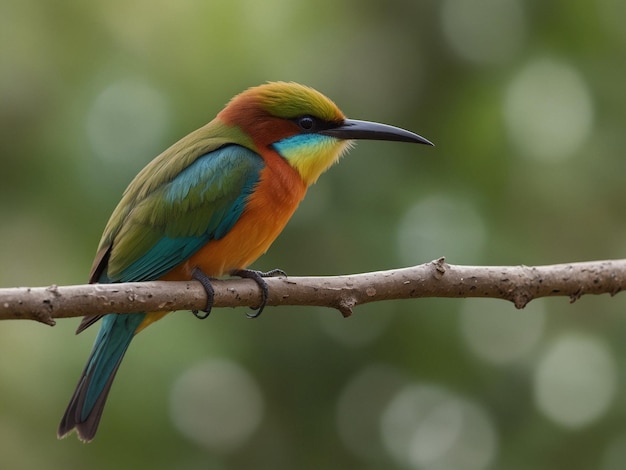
left=108, top=145, right=263, bottom=283
left=115, top=236, right=208, bottom=282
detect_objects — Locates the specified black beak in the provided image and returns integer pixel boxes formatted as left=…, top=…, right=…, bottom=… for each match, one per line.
left=319, top=119, right=433, bottom=146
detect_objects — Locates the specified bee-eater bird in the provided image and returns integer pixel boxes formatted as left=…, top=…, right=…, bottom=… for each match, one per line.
left=57, top=81, right=432, bottom=442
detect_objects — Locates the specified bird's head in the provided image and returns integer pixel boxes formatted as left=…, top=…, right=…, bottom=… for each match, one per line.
left=218, top=82, right=432, bottom=186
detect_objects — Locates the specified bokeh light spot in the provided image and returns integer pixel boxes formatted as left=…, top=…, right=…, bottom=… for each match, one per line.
left=169, top=358, right=264, bottom=452
left=602, top=433, right=626, bottom=470
left=381, top=384, right=498, bottom=470
left=396, top=194, right=486, bottom=265
left=504, top=58, right=594, bottom=161
left=441, top=0, right=526, bottom=64
left=86, top=77, right=169, bottom=165
left=336, top=364, right=409, bottom=463
left=460, top=298, right=546, bottom=365
left=534, top=333, right=616, bottom=428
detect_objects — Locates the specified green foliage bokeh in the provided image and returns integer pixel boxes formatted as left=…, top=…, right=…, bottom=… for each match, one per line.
left=2, top=1, right=626, bottom=469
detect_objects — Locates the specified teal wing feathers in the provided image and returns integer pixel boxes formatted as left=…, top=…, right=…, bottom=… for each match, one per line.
left=100, top=144, right=264, bottom=283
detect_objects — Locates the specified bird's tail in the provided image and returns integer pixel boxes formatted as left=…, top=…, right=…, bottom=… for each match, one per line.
left=58, top=312, right=145, bottom=442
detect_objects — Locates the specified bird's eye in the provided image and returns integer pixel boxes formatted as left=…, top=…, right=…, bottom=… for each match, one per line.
left=297, top=116, right=316, bottom=132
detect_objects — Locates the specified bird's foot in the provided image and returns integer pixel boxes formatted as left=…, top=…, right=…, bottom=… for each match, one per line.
left=231, top=268, right=286, bottom=318
left=192, top=267, right=215, bottom=319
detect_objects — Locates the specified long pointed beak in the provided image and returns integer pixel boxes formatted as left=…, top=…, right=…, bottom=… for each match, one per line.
left=319, top=119, right=434, bottom=146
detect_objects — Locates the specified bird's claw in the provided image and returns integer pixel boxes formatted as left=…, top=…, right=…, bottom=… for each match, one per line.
left=192, top=267, right=214, bottom=319
left=232, top=268, right=286, bottom=318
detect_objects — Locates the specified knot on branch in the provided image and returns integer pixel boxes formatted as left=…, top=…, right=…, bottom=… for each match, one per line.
left=337, top=297, right=356, bottom=318
left=507, top=265, right=540, bottom=309
left=431, top=257, right=447, bottom=279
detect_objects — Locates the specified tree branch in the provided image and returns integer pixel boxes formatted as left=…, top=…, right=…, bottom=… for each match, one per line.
left=1, top=258, right=625, bottom=326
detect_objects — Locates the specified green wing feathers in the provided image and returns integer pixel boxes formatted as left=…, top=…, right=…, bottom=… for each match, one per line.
left=92, top=121, right=263, bottom=283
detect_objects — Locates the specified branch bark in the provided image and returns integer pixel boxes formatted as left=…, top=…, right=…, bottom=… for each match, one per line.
left=1, top=258, right=625, bottom=326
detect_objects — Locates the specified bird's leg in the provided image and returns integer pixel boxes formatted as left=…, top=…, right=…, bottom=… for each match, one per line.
left=191, top=267, right=215, bottom=319
left=231, top=268, right=286, bottom=318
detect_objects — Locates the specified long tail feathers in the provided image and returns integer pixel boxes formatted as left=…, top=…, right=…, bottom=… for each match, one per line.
left=58, top=313, right=146, bottom=442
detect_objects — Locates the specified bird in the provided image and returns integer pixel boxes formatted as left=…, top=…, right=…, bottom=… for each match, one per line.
left=57, top=81, right=433, bottom=442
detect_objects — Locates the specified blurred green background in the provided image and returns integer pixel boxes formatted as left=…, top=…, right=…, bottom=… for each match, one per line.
left=2, top=0, right=626, bottom=469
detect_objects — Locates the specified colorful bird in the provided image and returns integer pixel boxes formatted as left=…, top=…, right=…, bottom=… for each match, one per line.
left=58, top=81, right=432, bottom=442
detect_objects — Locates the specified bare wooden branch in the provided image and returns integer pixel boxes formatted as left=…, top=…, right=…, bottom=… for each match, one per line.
left=1, top=258, right=625, bottom=326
